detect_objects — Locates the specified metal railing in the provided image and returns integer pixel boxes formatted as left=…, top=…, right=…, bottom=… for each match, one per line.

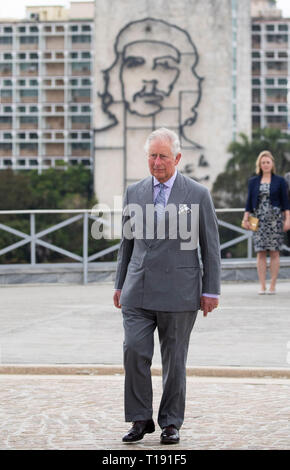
left=0, top=208, right=289, bottom=284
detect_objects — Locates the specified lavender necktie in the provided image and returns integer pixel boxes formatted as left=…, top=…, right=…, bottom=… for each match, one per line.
left=154, top=183, right=166, bottom=223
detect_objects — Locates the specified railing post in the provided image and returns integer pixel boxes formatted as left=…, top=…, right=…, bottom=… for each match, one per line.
left=30, top=213, right=36, bottom=265
left=83, top=212, right=88, bottom=285
left=247, top=232, right=253, bottom=259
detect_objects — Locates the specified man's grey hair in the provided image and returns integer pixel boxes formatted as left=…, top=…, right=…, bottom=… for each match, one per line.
left=144, top=128, right=181, bottom=157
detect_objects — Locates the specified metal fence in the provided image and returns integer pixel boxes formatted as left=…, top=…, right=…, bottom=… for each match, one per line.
left=0, top=209, right=289, bottom=284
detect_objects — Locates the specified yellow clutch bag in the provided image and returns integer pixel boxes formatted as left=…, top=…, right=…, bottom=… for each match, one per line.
left=241, top=216, right=259, bottom=231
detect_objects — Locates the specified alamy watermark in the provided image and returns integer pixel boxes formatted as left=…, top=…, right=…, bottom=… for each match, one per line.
left=91, top=198, right=199, bottom=250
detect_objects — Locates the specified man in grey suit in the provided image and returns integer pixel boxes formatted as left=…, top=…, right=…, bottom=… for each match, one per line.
left=113, top=128, right=220, bottom=444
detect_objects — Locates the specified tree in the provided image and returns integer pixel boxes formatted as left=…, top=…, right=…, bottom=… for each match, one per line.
left=211, top=128, right=290, bottom=258
left=212, top=128, right=290, bottom=209
left=0, top=166, right=119, bottom=264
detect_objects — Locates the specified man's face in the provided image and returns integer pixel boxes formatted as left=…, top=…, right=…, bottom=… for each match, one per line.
left=148, top=138, right=181, bottom=183
left=121, top=41, right=180, bottom=116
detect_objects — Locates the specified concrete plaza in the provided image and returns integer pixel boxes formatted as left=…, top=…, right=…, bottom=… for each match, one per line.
left=0, top=280, right=289, bottom=367
left=0, top=280, right=290, bottom=450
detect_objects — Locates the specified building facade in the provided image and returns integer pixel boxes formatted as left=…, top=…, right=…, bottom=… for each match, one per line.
left=0, top=2, right=94, bottom=172
left=94, top=0, right=252, bottom=209
left=251, top=0, right=290, bottom=132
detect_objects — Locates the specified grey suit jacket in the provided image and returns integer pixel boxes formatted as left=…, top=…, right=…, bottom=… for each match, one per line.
left=114, top=171, right=221, bottom=312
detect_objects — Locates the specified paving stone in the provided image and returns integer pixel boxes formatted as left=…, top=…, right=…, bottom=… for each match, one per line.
left=0, top=375, right=289, bottom=450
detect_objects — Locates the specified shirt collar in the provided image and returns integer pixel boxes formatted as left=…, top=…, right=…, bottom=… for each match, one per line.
left=153, top=169, right=177, bottom=188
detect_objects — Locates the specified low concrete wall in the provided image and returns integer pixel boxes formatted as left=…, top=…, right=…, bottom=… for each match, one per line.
left=0, top=259, right=289, bottom=284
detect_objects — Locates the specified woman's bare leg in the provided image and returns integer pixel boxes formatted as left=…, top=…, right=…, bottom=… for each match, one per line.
left=269, top=250, right=280, bottom=292
left=256, top=251, right=267, bottom=292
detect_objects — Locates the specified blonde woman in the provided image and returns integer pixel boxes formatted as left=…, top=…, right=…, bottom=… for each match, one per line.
left=242, top=151, right=290, bottom=294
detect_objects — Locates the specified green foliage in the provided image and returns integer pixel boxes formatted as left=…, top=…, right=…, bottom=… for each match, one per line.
left=212, top=128, right=290, bottom=209
left=0, top=166, right=117, bottom=264
left=212, top=128, right=290, bottom=258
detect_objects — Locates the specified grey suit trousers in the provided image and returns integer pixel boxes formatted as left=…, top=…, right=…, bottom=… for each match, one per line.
left=122, top=305, right=197, bottom=429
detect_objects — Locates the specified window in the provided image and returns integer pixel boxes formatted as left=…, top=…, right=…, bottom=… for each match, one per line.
left=4, top=53, right=12, bottom=60
left=30, top=106, right=38, bottom=112
left=252, top=89, right=261, bottom=103
left=72, top=89, right=90, bottom=99
left=71, top=143, right=90, bottom=150
left=18, top=80, right=26, bottom=86
left=0, top=36, right=12, bottom=44
left=252, top=52, right=260, bottom=58
left=20, top=90, right=38, bottom=97
left=4, top=106, right=12, bottom=113
left=278, top=52, right=287, bottom=58
left=71, top=116, right=90, bottom=125
left=3, top=133, right=12, bottom=139
left=252, top=62, right=261, bottom=74
left=278, top=24, right=288, bottom=31
left=19, top=143, right=37, bottom=151
left=17, top=106, right=26, bottom=112
left=82, top=25, right=91, bottom=31
left=0, top=90, right=12, bottom=98
left=252, top=24, right=261, bottom=31
left=265, top=51, right=274, bottom=58
left=18, top=26, right=26, bottom=33
left=266, top=34, right=288, bottom=43
left=266, top=24, right=275, bottom=31
left=266, top=115, right=287, bottom=124
left=0, top=143, right=12, bottom=151
left=4, top=27, right=13, bottom=33
left=30, top=26, right=38, bottom=33
left=72, top=35, right=91, bottom=43
left=81, top=106, right=91, bottom=112
left=20, top=116, right=38, bottom=124
left=19, top=63, right=38, bottom=73
left=30, top=53, right=38, bottom=59
left=70, top=52, right=78, bottom=59
left=0, top=116, right=12, bottom=124
left=70, top=79, right=78, bottom=86
left=70, top=106, right=78, bottom=112
left=20, top=36, right=38, bottom=44
left=265, top=105, right=274, bottom=112
left=266, top=61, right=287, bottom=72
left=4, top=80, right=12, bottom=86
left=18, top=53, right=26, bottom=60
left=0, top=64, right=12, bottom=74
left=70, top=25, right=78, bottom=32
left=278, top=105, right=287, bottom=112
left=81, top=52, right=91, bottom=59
left=71, top=62, right=91, bottom=72
left=29, top=80, right=38, bottom=86
left=278, top=78, right=287, bottom=85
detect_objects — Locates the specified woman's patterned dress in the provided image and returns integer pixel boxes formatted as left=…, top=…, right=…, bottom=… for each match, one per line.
left=253, top=183, right=284, bottom=252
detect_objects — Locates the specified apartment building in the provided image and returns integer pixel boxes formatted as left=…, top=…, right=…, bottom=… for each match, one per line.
left=0, top=2, right=94, bottom=171
left=251, top=0, right=290, bottom=133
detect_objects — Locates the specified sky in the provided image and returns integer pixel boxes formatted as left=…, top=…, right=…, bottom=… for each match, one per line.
left=0, top=0, right=290, bottom=19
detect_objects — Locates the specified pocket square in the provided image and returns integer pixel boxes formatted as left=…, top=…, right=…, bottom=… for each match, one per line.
left=178, top=204, right=192, bottom=215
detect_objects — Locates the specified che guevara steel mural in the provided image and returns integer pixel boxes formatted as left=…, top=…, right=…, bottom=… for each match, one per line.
left=95, top=17, right=209, bottom=185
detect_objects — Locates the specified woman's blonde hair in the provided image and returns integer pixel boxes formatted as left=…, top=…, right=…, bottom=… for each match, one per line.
left=255, top=150, right=276, bottom=175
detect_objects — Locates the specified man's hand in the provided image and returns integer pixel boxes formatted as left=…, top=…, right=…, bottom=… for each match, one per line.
left=200, top=295, right=219, bottom=317
left=113, top=290, right=122, bottom=309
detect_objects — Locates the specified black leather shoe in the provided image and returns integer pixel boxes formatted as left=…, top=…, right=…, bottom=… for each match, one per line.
left=160, top=425, right=180, bottom=444
left=122, top=419, right=155, bottom=443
